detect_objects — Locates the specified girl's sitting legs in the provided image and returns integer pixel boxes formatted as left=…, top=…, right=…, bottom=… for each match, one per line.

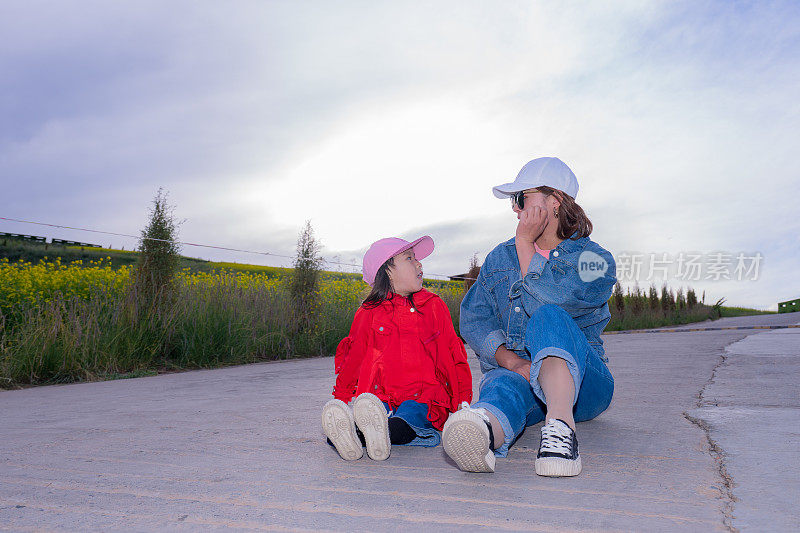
left=388, top=400, right=441, bottom=447
left=324, top=395, right=442, bottom=462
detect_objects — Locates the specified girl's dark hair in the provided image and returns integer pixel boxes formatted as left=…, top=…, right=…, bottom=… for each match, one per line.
left=537, top=186, right=593, bottom=239
left=362, top=256, right=416, bottom=309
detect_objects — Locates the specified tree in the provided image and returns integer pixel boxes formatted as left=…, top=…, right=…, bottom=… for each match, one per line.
left=612, top=281, right=625, bottom=315
left=648, top=284, right=660, bottom=310
left=291, top=220, right=324, bottom=331
left=464, top=253, right=481, bottom=291
left=631, top=284, right=644, bottom=314
left=660, top=284, right=673, bottom=312
left=686, top=288, right=698, bottom=308
left=133, top=188, right=182, bottom=302
left=675, top=287, right=686, bottom=310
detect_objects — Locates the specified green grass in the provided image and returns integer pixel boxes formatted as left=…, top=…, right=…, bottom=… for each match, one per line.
left=0, top=276, right=361, bottom=388
left=606, top=306, right=714, bottom=331
left=0, top=239, right=211, bottom=271
left=719, top=306, right=776, bottom=317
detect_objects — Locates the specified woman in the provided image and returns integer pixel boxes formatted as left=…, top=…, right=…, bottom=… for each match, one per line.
left=442, top=156, right=617, bottom=476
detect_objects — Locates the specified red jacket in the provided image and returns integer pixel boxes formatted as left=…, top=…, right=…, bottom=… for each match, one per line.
left=332, top=289, right=473, bottom=430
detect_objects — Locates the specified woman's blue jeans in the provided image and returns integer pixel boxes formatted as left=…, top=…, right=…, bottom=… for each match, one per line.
left=472, top=304, right=614, bottom=457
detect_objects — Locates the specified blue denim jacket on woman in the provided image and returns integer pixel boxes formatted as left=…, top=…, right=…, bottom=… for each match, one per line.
left=460, top=231, right=617, bottom=374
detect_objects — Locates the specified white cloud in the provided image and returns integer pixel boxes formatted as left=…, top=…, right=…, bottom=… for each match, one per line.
left=1, top=1, right=798, bottom=309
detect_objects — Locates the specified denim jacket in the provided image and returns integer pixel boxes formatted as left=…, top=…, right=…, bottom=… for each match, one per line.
left=460, top=231, right=617, bottom=374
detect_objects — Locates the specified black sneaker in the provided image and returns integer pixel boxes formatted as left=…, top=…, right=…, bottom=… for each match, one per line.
left=534, top=418, right=581, bottom=477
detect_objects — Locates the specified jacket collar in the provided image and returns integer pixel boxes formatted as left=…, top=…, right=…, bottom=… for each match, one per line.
left=379, top=288, right=436, bottom=310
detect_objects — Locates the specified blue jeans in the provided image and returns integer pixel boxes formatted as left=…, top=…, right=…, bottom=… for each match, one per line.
left=472, top=304, right=614, bottom=457
left=385, top=400, right=440, bottom=447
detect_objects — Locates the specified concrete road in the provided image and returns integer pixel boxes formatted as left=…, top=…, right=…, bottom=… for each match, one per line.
left=2, top=312, right=798, bottom=532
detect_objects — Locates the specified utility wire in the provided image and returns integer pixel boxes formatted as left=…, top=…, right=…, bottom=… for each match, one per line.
left=0, top=216, right=477, bottom=281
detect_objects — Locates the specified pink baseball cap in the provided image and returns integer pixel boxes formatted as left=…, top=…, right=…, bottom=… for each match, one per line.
left=362, top=236, right=434, bottom=286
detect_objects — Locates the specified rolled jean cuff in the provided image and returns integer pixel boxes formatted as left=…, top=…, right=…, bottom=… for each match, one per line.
left=479, top=329, right=506, bottom=369
left=471, top=400, right=513, bottom=458
left=530, top=347, right=581, bottom=405
left=403, top=428, right=441, bottom=447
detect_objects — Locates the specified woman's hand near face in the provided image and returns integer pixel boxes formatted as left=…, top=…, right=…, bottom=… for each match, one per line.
left=495, top=345, right=531, bottom=382
left=515, top=204, right=548, bottom=246
left=514, top=204, right=548, bottom=274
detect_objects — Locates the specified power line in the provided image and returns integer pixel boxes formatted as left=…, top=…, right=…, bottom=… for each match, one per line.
left=0, top=216, right=477, bottom=281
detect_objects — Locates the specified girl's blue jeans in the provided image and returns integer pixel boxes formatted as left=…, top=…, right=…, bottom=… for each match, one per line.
left=384, top=400, right=440, bottom=447
left=472, top=304, right=614, bottom=457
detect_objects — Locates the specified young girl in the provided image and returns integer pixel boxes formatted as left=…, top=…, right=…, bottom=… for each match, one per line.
left=322, top=236, right=473, bottom=461
left=443, top=157, right=617, bottom=477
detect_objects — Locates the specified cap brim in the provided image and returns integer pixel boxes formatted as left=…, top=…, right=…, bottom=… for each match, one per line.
left=492, top=182, right=523, bottom=198
left=398, top=235, right=434, bottom=261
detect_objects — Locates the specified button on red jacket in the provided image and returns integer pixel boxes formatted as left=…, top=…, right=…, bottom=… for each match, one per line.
left=332, top=289, right=473, bottom=430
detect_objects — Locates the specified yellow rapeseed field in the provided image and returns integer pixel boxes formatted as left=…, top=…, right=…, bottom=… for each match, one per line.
left=0, top=257, right=131, bottom=315
left=0, top=257, right=447, bottom=318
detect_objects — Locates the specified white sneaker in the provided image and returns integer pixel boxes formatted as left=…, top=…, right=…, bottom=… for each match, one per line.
left=442, top=402, right=496, bottom=473
left=353, top=393, right=391, bottom=461
left=535, top=418, right=582, bottom=477
left=321, top=399, right=363, bottom=461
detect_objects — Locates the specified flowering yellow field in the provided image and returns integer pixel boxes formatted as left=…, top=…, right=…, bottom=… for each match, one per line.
left=0, top=256, right=467, bottom=386
left=0, top=257, right=457, bottom=319
left=0, top=257, right=131, bottom=314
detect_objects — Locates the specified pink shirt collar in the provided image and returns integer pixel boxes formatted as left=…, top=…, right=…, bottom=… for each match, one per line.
left=534, top=240, right=551, bottom=259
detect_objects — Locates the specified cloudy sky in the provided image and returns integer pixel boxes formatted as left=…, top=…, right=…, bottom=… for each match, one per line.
left=1, top=1, right=798, bottom=309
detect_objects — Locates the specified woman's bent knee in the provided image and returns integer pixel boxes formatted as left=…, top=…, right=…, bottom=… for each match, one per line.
left=574, top=373, right=614, bottom=422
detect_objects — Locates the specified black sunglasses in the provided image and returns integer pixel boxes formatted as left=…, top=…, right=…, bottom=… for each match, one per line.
left=510, top=189, right=537, bottom=209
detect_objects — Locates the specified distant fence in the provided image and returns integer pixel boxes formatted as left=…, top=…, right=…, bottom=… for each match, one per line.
left=0, top=232, right=45, bottom=243
left=778, top=298, right=799, bottom=313
left=1, top=232, right=102, bottom=248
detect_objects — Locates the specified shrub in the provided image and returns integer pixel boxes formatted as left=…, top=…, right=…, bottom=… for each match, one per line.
left=676, top=287, right=686, bottom=310
left=132, top=188, right=182, bottom=305
left=291, top=220, right=324, bottom=333
left=687, top=288, right=698, bottom=308
left=660, top=284, right=673, bottom=312
left=612, top=281, right=625, bottom=313
left=464, top=254, right=481, bottom=292
left=648, top=284, right=659, bottom=310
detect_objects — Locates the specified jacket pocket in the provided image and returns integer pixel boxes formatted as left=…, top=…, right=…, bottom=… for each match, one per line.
left=372, top=322, right=393, bottom=352
left=487, top=274, right=511, bottom=318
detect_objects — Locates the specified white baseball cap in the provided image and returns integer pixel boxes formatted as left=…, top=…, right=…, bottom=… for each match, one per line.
left=492, top=157, right=579, bottom=200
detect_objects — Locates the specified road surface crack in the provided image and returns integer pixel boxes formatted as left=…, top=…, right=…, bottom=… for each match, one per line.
left=684, top=346, right=738, bottom=533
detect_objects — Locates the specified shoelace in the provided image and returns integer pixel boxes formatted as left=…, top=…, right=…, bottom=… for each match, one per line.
left=540, top=419, right=573, bottom=455
left=459, top=401, right=490, bottom=424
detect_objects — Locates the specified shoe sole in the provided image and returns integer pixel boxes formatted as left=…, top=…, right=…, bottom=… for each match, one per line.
left=353, top=393, right=391, bottom=461
left=442, top=410, right=495, bottom=473
left=321, top=399, right=363, bottom=461
left=534, top=456, right=582, bottom=477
